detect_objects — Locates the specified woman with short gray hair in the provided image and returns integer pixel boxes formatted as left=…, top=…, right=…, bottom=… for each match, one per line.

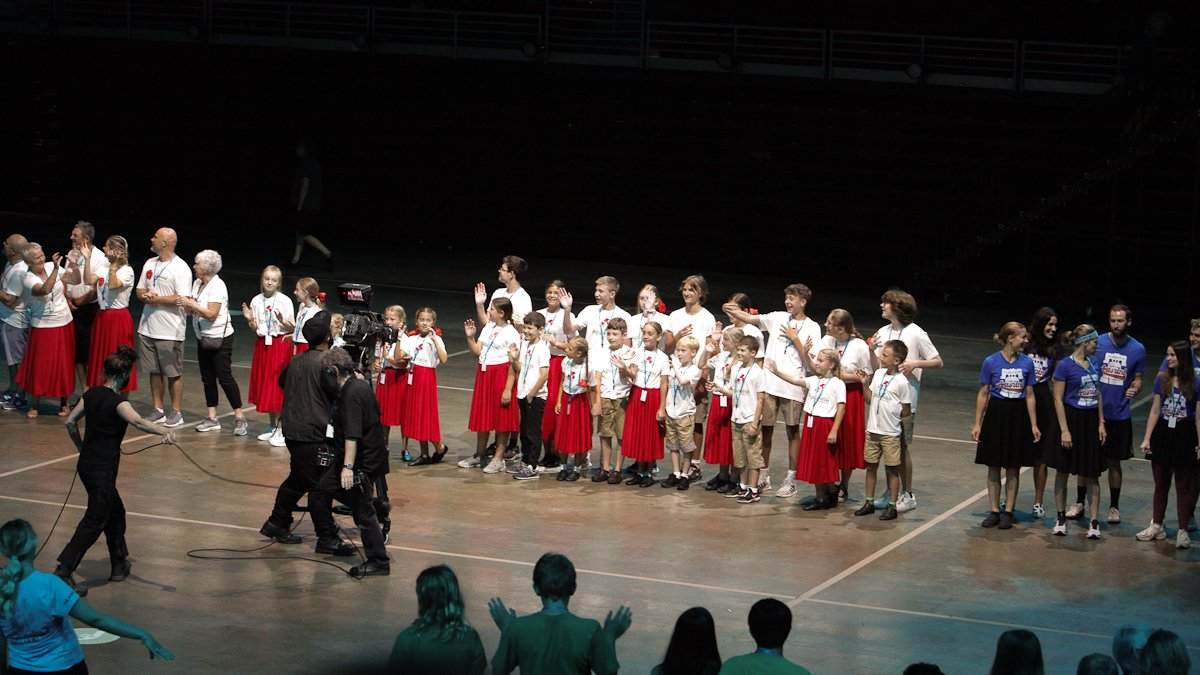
left=176, top=249, right=245, bottom=435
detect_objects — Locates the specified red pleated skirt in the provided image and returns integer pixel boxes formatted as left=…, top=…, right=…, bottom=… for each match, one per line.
left=87, top=308, right=137, bottom=391
left=834, top=382, right=865, bottom=470
left=375, top=366, right=408, bottom=428
left=555, top=392, right=593, bottom=453
left=622, top=386, right=664, bottom=462
left=402, top=365, right=441, bottom=442
left=797, top=414, right=839, bottom=484
left=541, top=354, right=565, bottom=441
left=703, top=394, right=733, bottom=465
left=468, top=363, right=520, bottom=433
left=248, top=336, right=292, bottom=413
left=293, top=341, right=310, bottom=357
left=15, top=324, right=75, bottom=397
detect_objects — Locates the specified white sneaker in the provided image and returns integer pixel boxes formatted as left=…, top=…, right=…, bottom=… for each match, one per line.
left=1052, top=518, right=1068, bottom=536
left=482, top=458, right=506, bottom=474
left=269, top=427, right=287, bottom=447
left=1177, top=530, right=1191, bottom=549
left=233, top=419, right=248, bottom=436
left=757, top=474, right=772, bottom=493
left=196, top=417, right=221, bottom=432
left=1086, top=520, right=1102, bottom=540
left=1031, top=503, right=1045, bottom=519
left=1135, top=522, right=1165, bottom=541
left=775, top=479, right=797, bottom=498
left=257, top=427, right=277, bottom=441
left=1065, top=502, right=1084, bottom=519
left=896, top=492, right=917, bottom=513
left=1107, top=506, right=1121, bottom=524
left=457, top=456, right=480, bottom=468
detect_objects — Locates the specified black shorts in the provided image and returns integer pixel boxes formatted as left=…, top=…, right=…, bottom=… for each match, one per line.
left=1101, top=418, right=1134, bottom=461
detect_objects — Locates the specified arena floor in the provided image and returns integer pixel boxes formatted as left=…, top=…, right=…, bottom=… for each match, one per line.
left=2, top=251, right=1195, bottom=675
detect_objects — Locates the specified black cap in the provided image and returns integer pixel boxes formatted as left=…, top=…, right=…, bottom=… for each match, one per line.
left=302, top=310, right=331, bottom=346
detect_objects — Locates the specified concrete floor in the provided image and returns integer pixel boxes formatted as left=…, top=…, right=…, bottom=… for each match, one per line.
left=1, top=253, right=1196, bottom=675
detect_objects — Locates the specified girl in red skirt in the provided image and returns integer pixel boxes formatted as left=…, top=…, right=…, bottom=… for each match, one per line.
left=703, top=326, right=743, bottom=492
left=554, top=337, right=596, bottom=482
left=241, top=266, right=294, bottom=442
left=374, top=305, right=409, bottom=453
left=402, top=307, right=450, bottom=465
left=537, top=280, right=573, bottom=467
left=16, top=245, right=74, bottom=418
left=768, top=348, right=847, bottom=510
left=291, top=276, right=324, bottom=356
left=620, top=321, right=669, bottom=487
left=87, top=235, right=137, bottom=392
left=464, top=296, right=521, bottom=473
left=820, top=309, right=871, bottom=504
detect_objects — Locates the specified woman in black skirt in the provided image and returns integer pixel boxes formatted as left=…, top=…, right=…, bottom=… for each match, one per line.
left=1136, top=339, right=1200, bottom=549
left=1025, top=307, right=1064, bottom=520
left=1050, top=324, right=1107, bottom=540
left=972, top=322, right=1041, bottom=530
left=55, top=345, right=176, bottom=595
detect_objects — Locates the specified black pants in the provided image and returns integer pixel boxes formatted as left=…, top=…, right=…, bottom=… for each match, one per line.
left=9, top=660, right=88, bottom=675
left=319, top=468, right=390, bottom=566
left=518, top=397, right=544, bottom=467
left=72, top=302, right=99, bottom=364
left=267, top=441, right=338, bottom=540
left=58, top=463, right=128, bottom=573
left=196, top=335, right=242, bottom=409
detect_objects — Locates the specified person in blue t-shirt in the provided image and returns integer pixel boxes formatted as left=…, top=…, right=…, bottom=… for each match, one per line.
left=1065, top=305, right=1145, bottom=525
left=1050, top=324, right=1108, bottom=539
left=1155, top=320, right=1200, bottom=533
left=1025, top=307, right=1064, bottom=520
left=972, top=322, right=1040, bottom=530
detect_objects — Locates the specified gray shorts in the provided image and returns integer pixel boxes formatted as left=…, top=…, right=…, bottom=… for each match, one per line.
left=137, top=333, right=184, bottom=378
left=0, top=322, right=29, bottom=367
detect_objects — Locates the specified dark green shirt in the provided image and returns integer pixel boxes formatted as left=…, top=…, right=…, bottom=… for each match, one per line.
left=388, top=623, right=486, bottom=675
left=493, top=611, right=619, bottom=675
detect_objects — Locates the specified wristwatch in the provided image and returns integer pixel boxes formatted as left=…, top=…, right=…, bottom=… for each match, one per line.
left=343, top=463, right=354, bottom=470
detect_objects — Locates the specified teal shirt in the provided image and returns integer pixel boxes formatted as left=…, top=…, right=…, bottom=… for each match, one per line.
left=492, top=611, right=619, bottom=675
left=719, top=652, right=813, bottom=675
left=388, top=623, right=486, bottom=675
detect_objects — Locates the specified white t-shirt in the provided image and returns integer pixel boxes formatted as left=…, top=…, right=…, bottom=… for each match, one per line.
left=560, top=358, right=590, bottom=397
left=592, top=345, right=636, bottom=400
left=575, top=305, right=632, bottom=358
left=758, top=312, right=822, bottom=401
left=866, top=369, right=912, bottom=436
left=490, top=286, right=532, bottom=325
left=191, top=276, right=234, bottom=339
left=403, top=332, right=444, bottom=369
left=870, top=322, right=939, bottom=382
left=97, top=265, right=134, bottom=311
left=292, top=303, right=319, bottom=344
left=728, top=361, right=765, bottom=424
left=536, top=307, right=576, bottom=357
left=706, top=351, right=735, bottom=410
left=516, top=337, right=550, bottom=400
left=631, top=348, right=669, bottom=391
left=65, top=247, right=109, bottom=302
left=666, top=361, right=701, bottom=418
left=248, top=293, right=295, bottom=338
left=476, top=322, right=520, bottom=368
left=802, top=376, right=846, bottom=418
left=668, top=306, right=716, bottom=354
left=136, top=255, right=192, bottom=341
left=628, top=310, right=670, bottom=351
left=820, top=335, right=871, bottom=378
left=1, top=260, right=30, bottom=328
left=22, top=270, right=72, bottom=328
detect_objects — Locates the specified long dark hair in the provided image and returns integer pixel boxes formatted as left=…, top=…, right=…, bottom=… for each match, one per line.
left=989, top=629, right=1044, bottom=675
left=1159, top=340, right=1196, bottom=404
left=410, top=565, right=471, bottom=642
left=660, top=607, right=722, bottom=675
left=1026, top=307, right=1063, bottom=358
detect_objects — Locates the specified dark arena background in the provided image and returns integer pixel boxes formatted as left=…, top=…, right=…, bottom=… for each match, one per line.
left=2, top=1, right=1199, bottom=673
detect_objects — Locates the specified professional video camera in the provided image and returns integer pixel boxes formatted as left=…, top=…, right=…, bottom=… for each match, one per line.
left=335, top=283, right=401, bottom=376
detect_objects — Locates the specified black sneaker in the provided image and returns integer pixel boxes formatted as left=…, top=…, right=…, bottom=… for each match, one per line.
left=606, top=471, right=622, bottom=485
left=556, top=470, right=570, bottom=482
left=662, top=474, right=680, bottom=488
left=109, top=558, right=132, bottom=582
left=565, top=470, right=581, bottom=482
left=260, top=520, right=302, bottom=544
left=677, top=476, right=691, bottom=491
left=591, top=470, right=610, bottom=482
left=704, top=475, right=721, bottom=489
left=639, top=474, right=654, bottom=487
left=624, top=475, right=641, bottom=485
left=854, top=503, right=876, bottom=517
left=687, top=465, right=702, bottom=482
left=316, top=538, right=356, bottom=556
left=350, top=561, right=391, bottom=578
left=879, top=505, right=899, bottom=521
left=998, top=512, right=1014, bottom=530
left=981, top=512, right=1001, bottom=528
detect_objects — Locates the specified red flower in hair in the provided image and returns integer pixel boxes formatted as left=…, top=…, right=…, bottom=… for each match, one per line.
left=656, top=300, right=666, bottom=313
left=318, top=292, right=326, bottom=302
left=749, top=308, right=759, bottom=315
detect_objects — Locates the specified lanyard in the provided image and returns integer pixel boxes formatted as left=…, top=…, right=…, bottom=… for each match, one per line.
left=410, top=337, right=430, bottom=370
left=641, top=349, right=658, bottom=388
left=889, top=324, right=906, bottom=342
left=874, top=373, right=896, bottom=417
left=294, top=305, right=309, bottom=340
left=262, top=295, right=275, bottom=334
left=810, top=376, right=834, bottom=412
left=521, top=343, right=535, bottom=386
left=733, top=363, right=755, bottom=410
left=151, top=256, right=174, bottom=286
left=565, top=361, right=586, bottom=394
left=834, top=339, right=848, bottom=357
left=481, top=325, right=501, bottom=363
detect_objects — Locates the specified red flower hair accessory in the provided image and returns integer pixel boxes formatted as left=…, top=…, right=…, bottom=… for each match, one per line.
left=656, top=299, right=666, bottom=313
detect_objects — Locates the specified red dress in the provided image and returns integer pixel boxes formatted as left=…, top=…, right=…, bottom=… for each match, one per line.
left=622, top=386, right=664, bottom=462
left=402, top=364, right=441, bottom=442
left=87, top=308, right=137, bottom=391
left=375, top=366, right=408, bottom=428
left=468, top=363, right=520, bottom=433
left=834, top=381, right=865, bottom=470
left=555, top=392, right=593, bottom=453
left=16, top=324, right=75, bottom=397
left=796, top=415, right=839, bottom=484
left=542, top=354, right=565, bottom=441
left=248, top=335, right=292, bottom=413
left=703, top=392, right=733, bottom=465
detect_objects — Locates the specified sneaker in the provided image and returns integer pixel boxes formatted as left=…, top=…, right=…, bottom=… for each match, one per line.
left=676, top=476, right=690, bottom=491
left=737, top=489, right=761, bottom=504
left=1032, top=503, right=1045, bottom=519
left=705, top=476, right=721, bottom=490
left=896, top=492, right=917, bottom=513
left=758, top=474, right=772, bottom=493
left=624, top=474, right=641, bottom=486
left=998, top=512, right=1014, bottom=530
left=591, top=470, right=610, bottom=483
left=457, top=456, right=481, bottom=468
left=0, top=396, right=27, bottom=411
left=606, top=471, right=621, bottom=485
left=582, top=454, right=592, bottom=471
left=196, top=417, right=221, bottom=432
left=565, top=470, right=582, bottom=482
left=163, top=410, right=184, bottom=428
left=662, top=474, right=680, bottom=488
left=1135, top=522, right=1165, bottom=541
left=54, top=567, right=86, bottom=597
left=233, top=418, right=248, bottom=436
left=514, top=465, right=540, bottom=480
left=873, top=494, right=890, bottom=509
left=145, top=408, right=166, bottom=423
left=1086, top=520, right=1102, bottom=539
left=1065, top=502, right=1085, bottom=519
left=879, top=505, right=898, bottom=521
left=537, top=464, right=562, bottom=474
left=1107, top=506, right=1121, bottom=524
left=687, top=465, right=702, bottom=482
left=506, top=461, right=525, bottom=474
left=638, top=474, right=654, bottom=487
left=854, top=503, right=876, bottom=516
left=837, top=484, right=848, bottom=503
left=725, top=486, right=749, bottom=499
left=556, top=469, right=570, bottom=481
left=482, top=458, right=506, bottom=474
left=981, top=512, right=1001, bottom=528
left=257, top=427, right=278, bottom=441
left=1177, top=530, right=1191, bottom=549
left=269, top=427, right=288, bottom=447
left=775, top=480, right=798, bottom=499
left=1053, top=518, right=1068, bottom=536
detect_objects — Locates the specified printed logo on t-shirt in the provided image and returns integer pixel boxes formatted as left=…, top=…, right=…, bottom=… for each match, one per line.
left=998, top=367, right=1025, bottom=398
left=1031, top=355, right=1049, bottom=383
left=1100, top=352, right=1128, bottom=386
left=1076, top=373, right=1099, bottom=406
left=1162, top=389, right=1189, bottom=422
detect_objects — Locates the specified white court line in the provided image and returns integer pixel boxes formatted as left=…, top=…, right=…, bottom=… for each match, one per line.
left=912, top=434, right=975, bottom=446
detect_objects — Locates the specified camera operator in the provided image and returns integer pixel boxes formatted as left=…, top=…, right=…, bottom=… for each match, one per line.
left=320, top=347, right=391, bottom=578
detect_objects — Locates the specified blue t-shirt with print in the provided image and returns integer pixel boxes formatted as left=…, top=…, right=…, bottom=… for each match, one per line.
left=1054, top=356, right=1101, bottom=410
left=979, top=351, right=1035, bottom=400
left=1095, top=334, right=1145, bottom=420
left=1152, top=376, right=1199, bottom=425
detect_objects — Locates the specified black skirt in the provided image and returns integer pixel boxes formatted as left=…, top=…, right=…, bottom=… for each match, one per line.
left=1044, top=406, right=1105, bottom=478
left=975, top=397, right=1036, bottom=468
left=1031, top=382, right=1060, bottom=464
left=1147, top=417, right=1199, bottom=468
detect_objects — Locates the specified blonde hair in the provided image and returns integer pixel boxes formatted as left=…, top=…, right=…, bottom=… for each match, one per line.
left=992, top=321, right=1025, bottom=345
left=297, top=277, right=324, bottom=309
left=827, top=308, right=862, bottom=340
left=105, top=235, right=130, bottom=269
left=260, top=265, right=282, bottom=291
left=386, top=305, right=407, bottom=325
left=595, top=276, right=619, bottom=292
left=676, top=336, right=700, bottom=353
left=722, top=326, right=745, bottom=350
left=817, top=348, right=842, bottom=376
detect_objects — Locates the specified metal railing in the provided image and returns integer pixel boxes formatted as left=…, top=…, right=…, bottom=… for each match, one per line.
left=646, top=22, right=824, bottom=76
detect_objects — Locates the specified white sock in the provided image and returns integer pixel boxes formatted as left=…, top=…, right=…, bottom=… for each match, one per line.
left=786, top=470, right=795, bottom=479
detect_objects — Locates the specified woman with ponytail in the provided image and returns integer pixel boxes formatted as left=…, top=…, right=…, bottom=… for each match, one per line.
left=1, top=519, right=174, bottom=672
left=56, top=345, right=176, bottom=595
left=85, top=235, right=137, bottom=392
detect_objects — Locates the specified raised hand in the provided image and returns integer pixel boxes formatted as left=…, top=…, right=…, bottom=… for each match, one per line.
left=473, top=282, right=488, bottom=306
left=463, top=319, right=477, bottom=339
left=558, top=287, right=573, bottom=311
left=603, top=605, right=632, bottom=640
left=488, top=597, right=518, bottom=632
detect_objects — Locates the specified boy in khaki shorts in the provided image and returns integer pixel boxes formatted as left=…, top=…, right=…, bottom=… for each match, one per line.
left=663, top=336, right=702, bottom=490
left=591, top=318, right=635, bottom=484
left=856, top=340, right=912, bottom=521
left=709, top=336, right=766, bottom=504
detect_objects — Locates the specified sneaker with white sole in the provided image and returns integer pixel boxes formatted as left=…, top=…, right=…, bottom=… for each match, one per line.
left=513, top=465, right=539, bottom=480
left=757, top=474, right=772, bottom=493
left=269, top=427, right=288, bottom=447
left=775, top=478, right=797, bottom=498
left=1032, top=503, right=1045, bottom=519
left=1065, top=502, right=1084, bottom=519
left=1086, top=520, right=1102, bottom=539
left=257, top=427, right=278, bottom=441
left=896, top=492, right=917, bottom=513
left=233, top=418, right=248, bottom=436
left=457, top=456, right=481, bottom=468
left=163, top=410, right=184, bottom=428
left=482, top=458, right=506, bottom=474
left=536, top=464, right=561, bottom=474
left=1052, top=518, right=1068, bottom=536
left=145, top=408, right=166, bottom=424
left=1107, top=506, right=1121, bottom=524
left=196, top=417, right=221, bottom=432
left=1135, top=522, right=1165, bottom=541
left=506, top=461, right=525, bottom=474
left=1177, top=530, right=1191, bottom=549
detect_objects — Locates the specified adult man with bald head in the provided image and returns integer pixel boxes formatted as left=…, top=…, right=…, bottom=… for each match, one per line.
left=135, top=228, right=191, bottom=427
left=0, top=233, right=31, bottom=410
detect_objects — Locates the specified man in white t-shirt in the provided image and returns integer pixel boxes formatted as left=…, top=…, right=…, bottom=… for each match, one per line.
left=868, top=289, right=942, bottom=513
left=0, top=233, right=31, bottom=410
left=135, top=228, right=192, bottom=428
left=477, top=255, right=532, bottom=326
left=724, top=283, right=822, bottom=498
left=665, top=275, right=717, bottom=481
left=61, top=221, right=109, bottom=398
